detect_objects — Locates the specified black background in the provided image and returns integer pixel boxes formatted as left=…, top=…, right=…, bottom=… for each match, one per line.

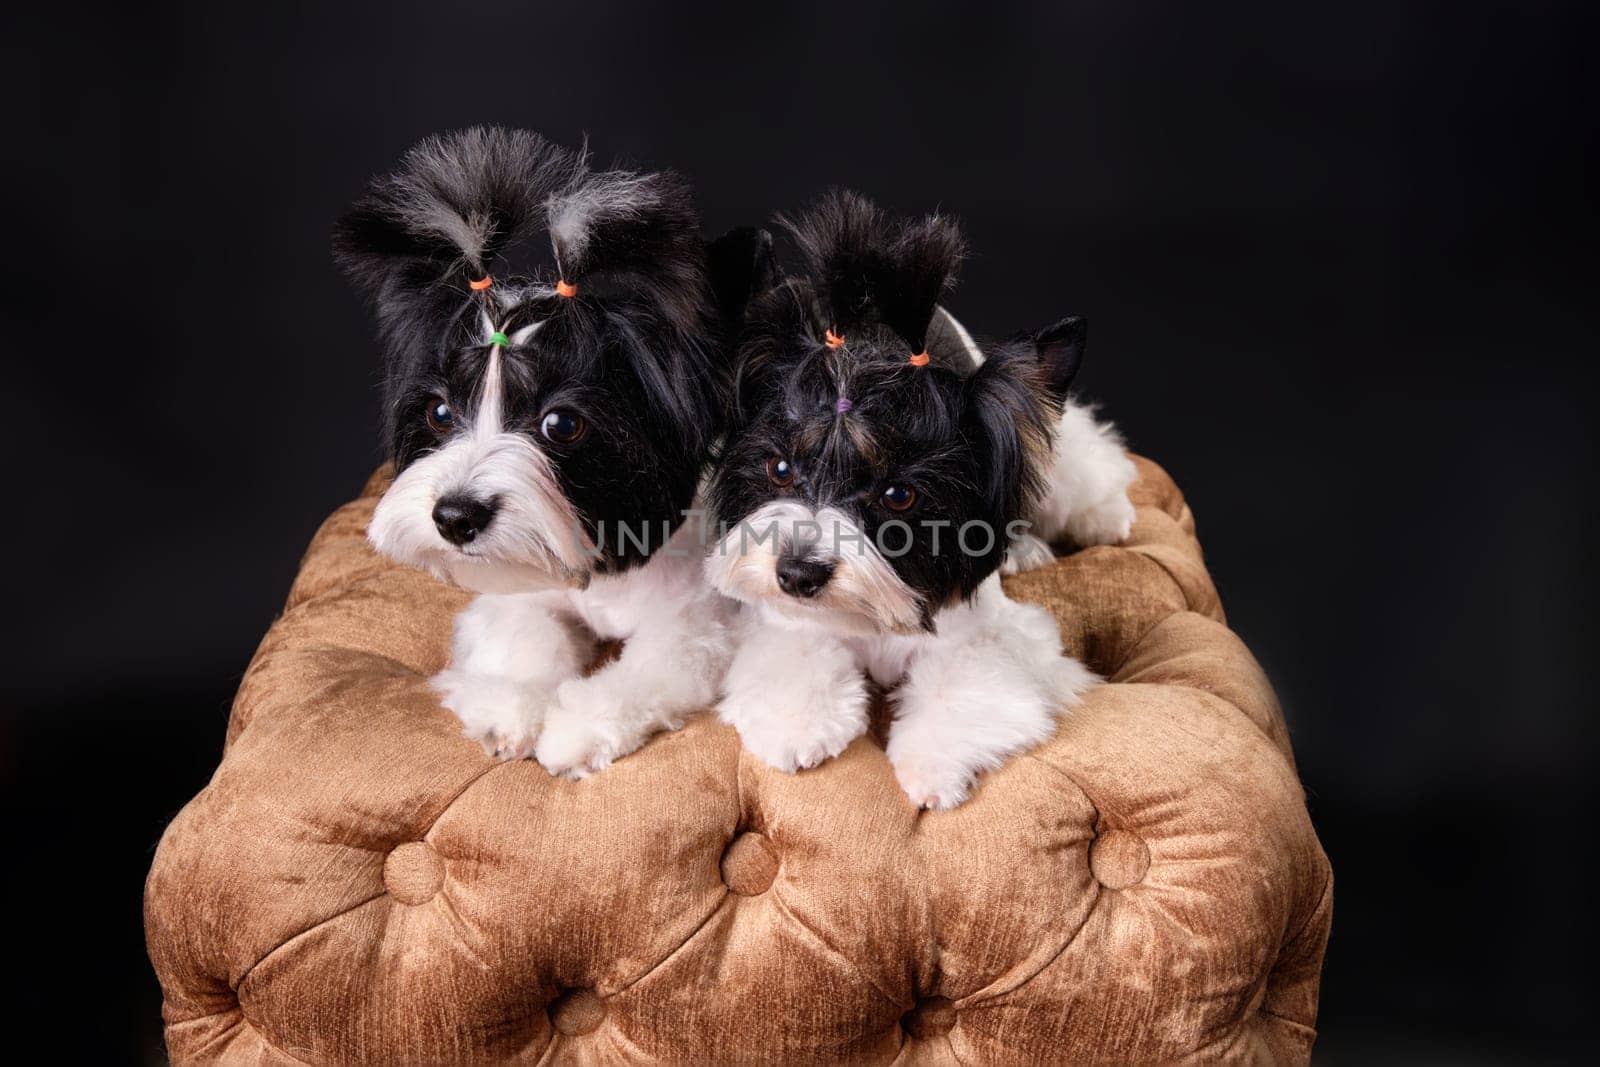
left=6, top=2, right=1594, bottom=1061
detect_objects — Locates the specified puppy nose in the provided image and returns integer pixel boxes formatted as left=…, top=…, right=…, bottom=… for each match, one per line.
left=776, top=556, right=835, bottom=598
left=432, top=495, right=497, bottom=546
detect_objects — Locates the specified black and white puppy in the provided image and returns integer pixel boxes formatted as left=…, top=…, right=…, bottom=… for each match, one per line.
left=336, top=127, right=763, bottom=776
left=705, top=191, right=1136, bottom=808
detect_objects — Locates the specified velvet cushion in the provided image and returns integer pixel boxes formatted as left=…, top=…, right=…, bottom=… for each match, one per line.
left=144, top=455, right=1331, bottom=1064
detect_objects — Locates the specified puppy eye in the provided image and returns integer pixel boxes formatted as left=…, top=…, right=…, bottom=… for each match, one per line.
left=880, top=485, right=917, bottom=512
left=425, top=399, right=454, bottom=435
left=541, top=410, right=586, bottom=444
left=767, top=457, right=796, bottom=488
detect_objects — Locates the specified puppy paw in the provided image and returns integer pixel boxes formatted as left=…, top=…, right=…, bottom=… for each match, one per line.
left=888, top=747, right=977, bottom=811
left=532, top=676, right=651, bottom=780
left=725, top=698, right=861, bottom=773
left=719, top=678, right=868, bottom=774
left=532, top=715, right=616, bottom=780
left=1001, top=532, right=1057, bottom=575
left=430, top=668, right=545, bottom=761
left=1065, top=490, right=1135, bottom=547
left=888, top=687, right=1061, bottom=810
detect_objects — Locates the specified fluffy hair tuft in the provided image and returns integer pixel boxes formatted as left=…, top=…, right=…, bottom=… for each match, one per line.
left=334, top=127, right=727, bottom=452
left=776, top=188, right=966, bottom=353
left=544, top=159, right=707, bottom=332
left=334, top=125, right=575, bottom=294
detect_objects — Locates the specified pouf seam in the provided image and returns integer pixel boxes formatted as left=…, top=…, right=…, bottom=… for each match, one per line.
left=609, top=888, right=732, bottom=998
left=284, top=559, right=395, bottom=612
left=1281, top=868, right=1333, bottom=959
left=203, top=998, right=315, bottom=1065
left=1107, top=618, right=1293, bottom=761
left=283, top=561, right=438, bottom=619
left=960, top=755, right=1107, bottom=1008
left=230, top=644, right=436, bottom=745
left=1106, top=681, right=1301, bottom=788
left=959, top=879, right=1105, bottom=1014
left=246, top=641, right=428, bottom=689
left=241, top=1021, right=315, bottom=1067
left=1123, top=545, right=1214, bottom=620
left=1106, top=606, right=1185, bottom=680
left=170, top=1008, right=247, bottom=1063
left=234, top=891, right=387, bottom=996
left=768, top=880, right=912, bottom=1012
left=429, top=883, right=499, bottom=972
left=1257, top=1004, right=1319, bottom=1033
left=1020, top=751, right=1104, bottom=824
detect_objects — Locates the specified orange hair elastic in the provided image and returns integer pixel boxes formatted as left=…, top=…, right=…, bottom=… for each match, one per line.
left=555, top=279, right=578, bottom=298
left=824, top=328, right=845, bottom=349
left=908, top=351, right=930, bottom=367
left=469, top=275, right=493, bottom=291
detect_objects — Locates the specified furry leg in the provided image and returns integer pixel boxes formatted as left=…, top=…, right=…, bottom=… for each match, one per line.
left=1019, top=400, right=1138, bottom=555
left=431, top=593, right=592, bottom=760
left=718, top=620, right=870, bottom=773
left=534, top=590, right=733, bottom=780
left=888, top=583, right=1097, bottom=809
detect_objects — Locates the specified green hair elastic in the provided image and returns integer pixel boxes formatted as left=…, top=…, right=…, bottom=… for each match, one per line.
left=488, top=331, right=510, bottom=347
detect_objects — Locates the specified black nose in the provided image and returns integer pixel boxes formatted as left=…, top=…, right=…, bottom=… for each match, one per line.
left=432, top=495, right=497, bottom=546
left=776, top=556, right=835, bottom=598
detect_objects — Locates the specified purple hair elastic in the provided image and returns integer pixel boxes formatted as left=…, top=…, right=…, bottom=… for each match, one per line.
left=834, top=397, right=853, bottom=414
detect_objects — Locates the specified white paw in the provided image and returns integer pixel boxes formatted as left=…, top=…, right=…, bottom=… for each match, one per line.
left=1065, top=490, right=1135, bottom=547
left=725, top=697, right=861, bottom=773
left=887, top=686, right=1062, bottom=810
left=532, top=714, right=616, bottom=780
left=430, top=668, right=546, bottom=761
left=1001, top=532, right=1057, bottom=575
left=889, top=747, right=976, bottom=811
left=719, top=677, right=868, bottom=774
left=533, top=675, right=649, bottom=780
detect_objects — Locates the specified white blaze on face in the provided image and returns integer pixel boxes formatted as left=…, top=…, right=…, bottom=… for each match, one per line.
left=704, top=499, right=924, bottom=635
left=367, top=316, right=596, bottom=593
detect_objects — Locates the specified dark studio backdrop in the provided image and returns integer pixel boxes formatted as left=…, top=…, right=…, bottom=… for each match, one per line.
left=4, top=2, right=1594, bottom=1061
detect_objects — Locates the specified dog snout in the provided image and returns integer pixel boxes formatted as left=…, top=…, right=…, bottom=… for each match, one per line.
left=432, top=494, right=498, bottom=546
left=775, top=556, right=835, bottom=599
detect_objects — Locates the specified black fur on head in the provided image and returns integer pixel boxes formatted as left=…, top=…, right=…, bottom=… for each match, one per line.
left=776, top=188, right=966, bottom=356
left=335, top=127, right=762, bottom=580
left=709, top=191, right=1083, bottom=627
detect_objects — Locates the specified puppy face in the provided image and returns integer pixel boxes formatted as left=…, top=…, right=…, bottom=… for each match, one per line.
left=705, top=192, right=1082, bottom=635
left=708, top=316, right=1076, bottom=634
left=371, top=297, right=707, bottom=592
left=337, top=128, right=755, bottom=593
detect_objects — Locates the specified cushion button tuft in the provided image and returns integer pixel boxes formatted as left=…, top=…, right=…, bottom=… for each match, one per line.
left=383, top=841, right=444, bottom=904
left=721, top=831, right=779, bottom=896
left=902, top=996, right=957, bottom=1039
left=1089, top=829, right=1151, bottom=889
left=549, top=988, right=605, bottom=1036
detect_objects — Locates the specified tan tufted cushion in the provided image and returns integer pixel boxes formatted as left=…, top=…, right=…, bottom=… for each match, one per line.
left=144, top=456, right=1331, bottom=1065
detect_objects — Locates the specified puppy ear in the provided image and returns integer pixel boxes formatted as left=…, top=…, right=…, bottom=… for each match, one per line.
left=705, top=226, right=777, bottom=336
left=963, top=348, right=1057, bottom=524
left=1025, top=315, right=1087, bottom=399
